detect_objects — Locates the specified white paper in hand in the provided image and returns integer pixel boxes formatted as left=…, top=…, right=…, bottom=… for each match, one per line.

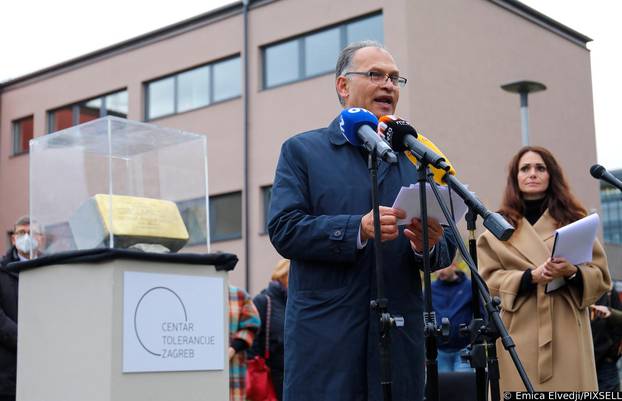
left=551, top=213, right=600, bottom=265
left=546, top=213, right=600, bottom=293
left=391, top=182, right=469, bottom=225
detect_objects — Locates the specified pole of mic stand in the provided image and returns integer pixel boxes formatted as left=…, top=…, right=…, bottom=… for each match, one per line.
left=368, top=152, right=393, bottom=401
left=465, top=209, right=487, bottom=401
left=418, top=164, right=439, bottom=401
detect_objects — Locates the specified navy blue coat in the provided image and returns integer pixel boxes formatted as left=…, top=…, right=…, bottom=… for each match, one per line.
left=268, top=118, right=457, bottom=401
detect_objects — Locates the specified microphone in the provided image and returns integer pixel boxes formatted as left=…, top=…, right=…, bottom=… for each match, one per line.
left=590, top=164, right=622, bottom=191
left=379, top=115, right=452, bottom=173
left=381, top=115, right=514, bottom=241
left=339, top=108, right=397, bottom=164
left=379, top=115, right=456, bottom=185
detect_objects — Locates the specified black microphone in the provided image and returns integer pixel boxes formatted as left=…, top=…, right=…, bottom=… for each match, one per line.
left=380, top=116, right=449, bottom=171
left=590, top=164, right=622, bottom=192
left=382, top=116, right=515, bottom=241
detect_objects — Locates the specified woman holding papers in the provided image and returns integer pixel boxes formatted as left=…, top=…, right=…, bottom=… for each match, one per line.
left=477, top=146, right=610, bottom=391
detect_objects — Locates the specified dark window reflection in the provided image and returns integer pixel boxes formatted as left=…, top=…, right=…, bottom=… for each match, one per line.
left=209, top=192, right=242, bottom=242
left=47, top=89, right=128, bottom=133
left=12, top=116, right=34, bottom=155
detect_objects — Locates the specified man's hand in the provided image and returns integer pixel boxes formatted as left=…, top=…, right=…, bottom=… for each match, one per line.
left=403, top=217, right=443, bottom=252
left=360, top=207, right=406, bottom=242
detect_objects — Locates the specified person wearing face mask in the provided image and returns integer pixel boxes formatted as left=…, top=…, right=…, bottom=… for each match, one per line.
left=477, top=146, right=610, bottom=392
left=0, top=216, right=43, bottom=401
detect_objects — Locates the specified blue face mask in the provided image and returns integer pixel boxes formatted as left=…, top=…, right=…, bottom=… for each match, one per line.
left=15, top=234, right=38, bottom=255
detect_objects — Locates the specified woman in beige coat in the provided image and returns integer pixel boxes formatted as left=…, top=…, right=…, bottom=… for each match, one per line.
left=477, top=146, right=610, bottom=391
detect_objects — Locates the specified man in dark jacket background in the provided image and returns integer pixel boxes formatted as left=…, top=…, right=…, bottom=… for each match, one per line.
left=431, top=261, right=474, bottom=372
left=268, top=41, right=456, bottom=401
left=590, top=287, right=622, bottom=391
left=0, top=216, right=43, bottom=401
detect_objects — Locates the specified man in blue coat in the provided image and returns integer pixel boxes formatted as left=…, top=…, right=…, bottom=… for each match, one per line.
left=268, top=40, right=457, bottom=401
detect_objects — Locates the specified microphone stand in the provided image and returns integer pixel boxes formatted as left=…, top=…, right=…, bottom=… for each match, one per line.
left=423, top=172, right=535, bottom=398
left=418, top=163, right=443, bottom=401
left=462, top=209, right=489, bottom=401
left=368, top=152, right=401, bottom=401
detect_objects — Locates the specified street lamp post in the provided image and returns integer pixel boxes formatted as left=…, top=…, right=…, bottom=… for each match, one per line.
left=501, top=80, right=546, bottom=146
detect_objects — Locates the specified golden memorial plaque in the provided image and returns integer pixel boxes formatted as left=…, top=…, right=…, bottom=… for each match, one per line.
left=69, top=194, right=190, bottom=252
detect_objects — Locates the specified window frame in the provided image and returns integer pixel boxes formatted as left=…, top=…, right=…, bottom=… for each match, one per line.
left=11, top=115, right=34, bottom=156
left=144, top=54, right=242, bottom=121
left=47, top=89, right=128, bottom=133
left=261, top=12, right=383, bottom=90
left=209, top=191, right=243, bottom=243
left=261, top=185, right=273, bottom=234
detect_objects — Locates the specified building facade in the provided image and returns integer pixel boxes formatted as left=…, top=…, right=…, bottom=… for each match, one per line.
left=0, top=0, right=601, bottom=293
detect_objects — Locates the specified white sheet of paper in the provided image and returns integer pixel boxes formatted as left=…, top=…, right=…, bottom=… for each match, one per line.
left=391, top=182, right=469, bottom=225
left=545, top=213, right=600, bottom=293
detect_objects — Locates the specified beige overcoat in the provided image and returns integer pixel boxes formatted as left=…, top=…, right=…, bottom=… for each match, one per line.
left=477, top=211, right=611, bottom=391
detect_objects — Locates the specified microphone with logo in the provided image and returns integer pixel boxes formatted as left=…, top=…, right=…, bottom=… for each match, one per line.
left=379, top=116, right=456, bottom=186
left=380, top=115, right=514, bottom=241
left=590, top=164, right=622, bottom=192
left=339, top=108, right=397, bottom=164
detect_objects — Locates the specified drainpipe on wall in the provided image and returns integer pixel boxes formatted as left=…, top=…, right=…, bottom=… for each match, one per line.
left=242, top=0, right=251, bottom=292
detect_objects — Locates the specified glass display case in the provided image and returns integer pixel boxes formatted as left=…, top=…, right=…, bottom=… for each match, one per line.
left=29, top=116, right=209, bottom=255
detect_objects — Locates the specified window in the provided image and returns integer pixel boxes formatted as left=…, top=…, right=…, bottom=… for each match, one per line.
left=210, top=192, right=242, bottom=242
left=213, top=57, right=241, bottom=102
left=145, top=55, right=241, bottom=120
left=178, top=197, right=209, bottom=246
left=12, top=116, right=34, bottom=155
left=177, top=66, right=210, bottom=113
left=262, top=185, right=273, bottom=233
left=263, top=13, right=383, bottom=89
left=602, top=183, right=622, bottom=245
left=48, top=90, right=128, bottom=133
left=177, top=191, right=242, bottom=245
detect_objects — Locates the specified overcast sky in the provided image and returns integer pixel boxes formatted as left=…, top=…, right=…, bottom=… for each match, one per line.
left=1, top=0, right=620, bottom=170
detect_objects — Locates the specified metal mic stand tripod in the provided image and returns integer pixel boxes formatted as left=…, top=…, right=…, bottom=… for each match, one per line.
left=368, top=151, right=403, bottom=401
left=416, top=163, right=446, bottom=401
left=423, top=173, right=535, bottom=400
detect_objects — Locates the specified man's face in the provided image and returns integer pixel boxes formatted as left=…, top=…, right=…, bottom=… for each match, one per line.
left=436, top=264, right=458, bottom=282
left=11, top=223, right=43, bottom=258
left=337, top=47, right=401, bottom=118
left=10, top=224, right=30, bottom=247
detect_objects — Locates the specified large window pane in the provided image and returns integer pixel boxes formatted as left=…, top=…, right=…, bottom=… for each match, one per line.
left=305, top=28, right=340, bottom=77
left=213, top=58, right=241, bottom=102
left=177, top=66, right=210, bottom=112
left=49, top=106, right=74, bottom=132
left=265, top=40, right=300, bottom=88
left=346, top=14, right=383, bottom=44
left=177, top=197, right=208, bottom=246
left=148, top=77, right=175, bottom=119
left=209, top=192, right=242, bottom=242
left=79, top=98, right=101, bottom=124
left=12, top=116, right=34, bottom=155
left=105, top=91, right=128, bottom=117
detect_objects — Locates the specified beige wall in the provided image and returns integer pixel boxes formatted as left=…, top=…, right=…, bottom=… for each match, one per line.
left=0, top=0, right=600, bottom=294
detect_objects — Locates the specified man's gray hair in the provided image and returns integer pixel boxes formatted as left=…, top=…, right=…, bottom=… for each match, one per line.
left=14, top=215, right=30, bottom=229
left=335, top=40, right=386, bottom=106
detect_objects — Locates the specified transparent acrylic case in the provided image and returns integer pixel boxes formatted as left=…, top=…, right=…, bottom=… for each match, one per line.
left=29, top=116, right=210, bottom=255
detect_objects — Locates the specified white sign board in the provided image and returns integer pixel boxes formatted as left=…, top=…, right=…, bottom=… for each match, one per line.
left=123, top=271, right=225, bottom=372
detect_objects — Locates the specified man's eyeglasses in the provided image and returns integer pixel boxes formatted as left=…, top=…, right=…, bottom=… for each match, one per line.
left=344, top=71, right=407, bottom=88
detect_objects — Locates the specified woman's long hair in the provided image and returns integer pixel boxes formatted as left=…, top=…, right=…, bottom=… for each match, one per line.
left=498, top=146, right=586, bottom=227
